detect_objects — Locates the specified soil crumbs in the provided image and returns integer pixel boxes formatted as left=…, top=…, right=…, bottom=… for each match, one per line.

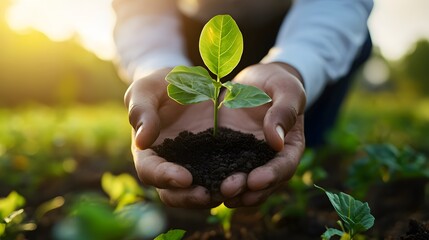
left=152, top=127, right=277, bottom=192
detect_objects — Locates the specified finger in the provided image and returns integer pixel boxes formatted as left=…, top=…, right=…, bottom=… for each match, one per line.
left=247, top=122, right=304, bottom=192
left=125, top=84, right=161, bottom=149
left=133, top=149, right=193, bottom=189
left=131, top=106, right=160, bottom=150
left=263, top=70, right=305, bottom=151
left=220, top=172, right=247, bottom=198
left=264, top=104, right=298, bottom=151
left=157, top=186, right=221, bottom=208
left=124, top=71, right=169, bottom=150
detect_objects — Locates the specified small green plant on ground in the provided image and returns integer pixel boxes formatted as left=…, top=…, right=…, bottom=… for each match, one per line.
left=165, top=14, right=271, bottom=136
left=315, top=185, right=375, bottom=240
left=101, top=172, right=145, bottom=210
left=208, top=203, right=235, bottom=238
left=346, top=144, right=429, bottom=199
left=0, top=191, right=36, bottom=239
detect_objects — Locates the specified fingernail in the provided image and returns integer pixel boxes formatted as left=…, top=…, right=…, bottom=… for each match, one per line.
left=276, top=125, right=285, bottom=143
left=134, top=125, right=144, bottom=149
left=136, top=125, right=143, bottom=137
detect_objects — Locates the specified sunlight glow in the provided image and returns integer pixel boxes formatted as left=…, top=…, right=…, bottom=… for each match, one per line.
left=369, top=0, right=429, bottom=60
left=5, top=0, right=429, bottom=61
left=6, top=0, right=116, bottom=60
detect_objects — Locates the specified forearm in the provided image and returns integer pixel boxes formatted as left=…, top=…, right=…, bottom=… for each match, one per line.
left=113, top=0, right=191, bottom=83
left=261, top=0, right=373, bottom=107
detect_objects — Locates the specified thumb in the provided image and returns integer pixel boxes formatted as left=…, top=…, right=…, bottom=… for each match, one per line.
left=125, top=85, right=161, bottom=150
left=125, top=68, right=173, bottom=150
left=264, top=104, right=299, bottom=151
left=263, top=77, right=306, bottom=152
left=130, top=106, right=160, bottom=150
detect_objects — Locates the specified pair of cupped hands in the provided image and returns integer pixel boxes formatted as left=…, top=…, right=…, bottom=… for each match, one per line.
left=125, top=62, right=306, bottom=208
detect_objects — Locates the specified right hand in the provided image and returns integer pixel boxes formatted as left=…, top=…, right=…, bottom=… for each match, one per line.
left=124, top=68, right=220, bottom=208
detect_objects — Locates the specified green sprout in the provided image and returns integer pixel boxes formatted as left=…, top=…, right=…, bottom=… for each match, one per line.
left=208, top=203, right=234, bottom=238
left=315, top=185, right=375, bottom=240
left=165, top=15, right=272, bottom=136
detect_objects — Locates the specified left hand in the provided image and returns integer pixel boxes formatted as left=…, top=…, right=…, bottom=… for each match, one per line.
left=218, top=62, right=307, bottom=207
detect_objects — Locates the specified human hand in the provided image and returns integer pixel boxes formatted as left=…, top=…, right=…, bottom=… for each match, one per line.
left=125, top=68, right=220, bottom=208
left=218, top=62, right=307, bottom=207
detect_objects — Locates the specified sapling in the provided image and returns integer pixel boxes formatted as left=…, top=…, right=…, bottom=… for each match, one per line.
left=315, top=185, right=375, bottom=240
left=208, top=203, right=234, bottom=238
left=165, top=15, right=272, bottom=136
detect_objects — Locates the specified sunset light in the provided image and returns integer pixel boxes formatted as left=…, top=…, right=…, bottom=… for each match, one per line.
left=1, top=0, right=429, bottom=238
left=6, top=0, right=116, bottom=60
left=5, top=0, right=429, bottom=61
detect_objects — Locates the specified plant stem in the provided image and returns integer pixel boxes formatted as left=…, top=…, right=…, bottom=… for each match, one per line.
left=213, top=76, right=221, bottom=136
left=213, top=95, right=219, bottom=136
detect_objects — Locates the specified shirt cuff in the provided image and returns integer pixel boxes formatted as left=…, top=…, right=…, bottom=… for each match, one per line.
left=262, top=44, right=328, bottom=108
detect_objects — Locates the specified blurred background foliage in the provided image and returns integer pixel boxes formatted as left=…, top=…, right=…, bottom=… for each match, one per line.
left=0, top=0, right=428, bottom=239
left=0, top=0, right=126, bottom=106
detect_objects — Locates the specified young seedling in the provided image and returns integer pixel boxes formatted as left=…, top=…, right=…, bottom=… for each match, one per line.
left=208, top=203, right=234, bottom=238
left=165, top=15, right=272, bottom=136
left=314, top=185, right=375, bottom=240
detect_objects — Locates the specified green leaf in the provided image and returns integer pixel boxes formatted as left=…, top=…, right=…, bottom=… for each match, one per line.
left=0, top=191, right=25, bottom=219
left=71, top=200, right=133, bottom=239
left=315, top=185, right=375, bottom=237
left=101, top=172, right=143, bottom=209
left=210, top=203, right=234, bottom=233
left=166, top=66, right=216, bottom=104
left=199, top=15, right=243, bottom=78
left=321, top=228, right=344, bottom=240
left=154, top=229, right=186, bottom=240
left=222, top=81, right=272, bottom=108
left=0, top=223, right=5, bottom=236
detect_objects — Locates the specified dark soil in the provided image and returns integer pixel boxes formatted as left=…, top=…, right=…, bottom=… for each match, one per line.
left=400, top=220, right=429, bottom=240
left=152, top=127, right=277, bottom=192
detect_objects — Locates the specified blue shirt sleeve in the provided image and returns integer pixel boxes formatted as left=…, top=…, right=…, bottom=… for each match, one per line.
left=261, top=0, right=373, bottom=107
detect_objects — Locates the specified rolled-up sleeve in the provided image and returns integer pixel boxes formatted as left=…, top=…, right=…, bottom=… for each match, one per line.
left=261, top=0, right=373, bottom=107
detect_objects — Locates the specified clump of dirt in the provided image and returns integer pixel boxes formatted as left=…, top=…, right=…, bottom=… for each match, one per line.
left=152, top=127, right=277, bottom=192
left=400, top=220, right=429, bottom=240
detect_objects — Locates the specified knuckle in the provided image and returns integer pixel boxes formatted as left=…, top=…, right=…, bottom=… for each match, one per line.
left=284, top=105, right=298, bottom=125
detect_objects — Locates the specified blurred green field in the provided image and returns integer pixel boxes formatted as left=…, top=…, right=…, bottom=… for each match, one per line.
left=0, top=103, right=132, bottom=196
left=1, top=1, right=429, bottom=238
left=331, top=80, right=429, bottom=154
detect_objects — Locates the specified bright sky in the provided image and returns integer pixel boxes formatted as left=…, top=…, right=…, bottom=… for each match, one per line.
left=5, top=0, right=429, bottom=61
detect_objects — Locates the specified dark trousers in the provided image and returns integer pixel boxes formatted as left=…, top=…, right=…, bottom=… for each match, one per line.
left=181, top=13, right=372, bottom=148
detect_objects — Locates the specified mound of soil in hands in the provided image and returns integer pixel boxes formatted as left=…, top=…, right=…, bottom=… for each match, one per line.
left=152, top=127, right=277, bottom=192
